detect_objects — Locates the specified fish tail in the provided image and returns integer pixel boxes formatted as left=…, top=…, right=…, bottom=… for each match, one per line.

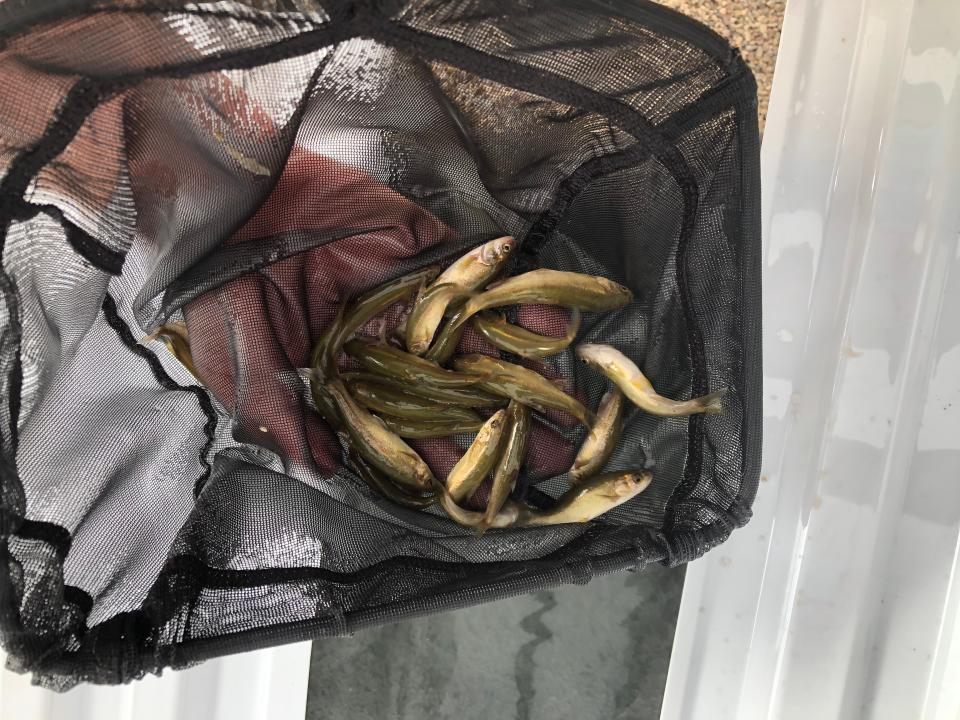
left=696, top=388, right=727, bottom=414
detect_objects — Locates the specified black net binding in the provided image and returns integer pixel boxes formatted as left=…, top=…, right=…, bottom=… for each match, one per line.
left=0, top=0, right=761, bottom=688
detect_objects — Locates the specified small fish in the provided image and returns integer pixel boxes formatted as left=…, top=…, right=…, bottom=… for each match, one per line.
left=310, top=377, right=345, bottom=432
left=435, top=236, right=515, bottom=290
left=452, top=354, right=593, bottom=426
left=481, top=401, right=531, bottom=531
left=344, top=337, right=485, bottom=389
left=520, top=471, right=653, bottom=526
left=444, top=269, right=632, bottom=333
left=325, top=379, right=434, bottom=491
left=570, top=388, right=625, bottom=482
left=148, top=322, right=199, bottom=379
left=440, top=493, right=522, bottom=530
left=423, top=307, right=469, bottom=364
left=472, top=309, right=581, bottom=358
left=313, top=266, right=440, bottom=378
left=576, top=344, right=726, bottom=416
left=405, top=283, right=472, bottom=356
left=349, top=451, right=437, bottom=509
left=445, top=409, right=508, bottom=503
left=407, top=237, right=514, bottom=356
left=348, top=380, right=484, bottom=423
left=341, top=371, right=507, bottom=408
left=379, top=416, right=487, bottom=439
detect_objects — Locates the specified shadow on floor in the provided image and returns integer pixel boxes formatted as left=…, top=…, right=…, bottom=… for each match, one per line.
left=307, top=564, right=685, bottom=720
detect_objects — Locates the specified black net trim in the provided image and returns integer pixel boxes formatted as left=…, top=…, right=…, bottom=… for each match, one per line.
left=100, top=293, right=218, bottom=498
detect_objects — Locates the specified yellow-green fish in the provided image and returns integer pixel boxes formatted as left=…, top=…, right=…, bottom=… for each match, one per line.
left=481, top=401, right=531, bottom=531
left=406, top=237, right=514, bottom=355
left=439, top=493, right=522, bottom=530
left=348, top=380, right=483, bottom=423
left=472, top=309, right=581, bottom=358
left=454, top=268, right=629, bottom=324
left=344, top=337, right=485, bottom=389
left=378, top=416, right=487, bottom=439
left=521, top=471, right=652, bottom=526
left=570, top=388, right=625, bottom=482
left=148, top=322, right=199, bottom=379
left=350, top=451, right=437, bottom=509
left=325, top=379, right=434, bottom=491
left=423, top=307, right=469, bottom=364
left=435, top=235, right=516, bottom=289
left=576, top=344, right=726, bottom=416
left=405, top=283, right=472, bottom=356
left=452, top=354, right=592, bottom=426
left=446, top=410, right=508, bottom=503
left=341, top=371, right=507, bottom=408
left=312, top=265, right=440, bottom=378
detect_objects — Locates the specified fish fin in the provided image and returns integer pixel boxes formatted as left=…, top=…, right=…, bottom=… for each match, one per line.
left=698, top=388, right=728, bottom=414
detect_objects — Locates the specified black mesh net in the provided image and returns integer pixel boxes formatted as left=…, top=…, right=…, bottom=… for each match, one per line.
left=0, top=0, right=761, bottom=688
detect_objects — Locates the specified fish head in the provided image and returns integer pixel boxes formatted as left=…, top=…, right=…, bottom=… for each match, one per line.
left=591, top=471, right=653, bottom=504
left=479, top=409, right=507, bottom=439
left=477, top=235, right=515, bottom=266
left=576, top=343, right=621, bottom=374
left=614, top=471, right=653, bottom=497
left=596, top=276, right=633, bottom=303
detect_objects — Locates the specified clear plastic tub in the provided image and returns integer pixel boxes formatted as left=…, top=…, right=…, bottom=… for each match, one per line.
left=661, top=0, right=960, bottom=718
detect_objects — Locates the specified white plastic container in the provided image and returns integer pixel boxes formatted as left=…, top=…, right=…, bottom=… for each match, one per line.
left=661, top=0, right=960, bottom=718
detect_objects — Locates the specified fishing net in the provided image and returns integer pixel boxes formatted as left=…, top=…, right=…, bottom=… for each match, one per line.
left=0, top=0, right=761, bottom=687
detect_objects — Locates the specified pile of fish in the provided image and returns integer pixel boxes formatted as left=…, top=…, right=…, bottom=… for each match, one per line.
left=310, top=236, right=726, bottom=532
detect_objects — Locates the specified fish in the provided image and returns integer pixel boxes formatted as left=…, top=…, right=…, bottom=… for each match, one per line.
left=325, top=378, right=435, bottom=491
left=452, top=354, right=593, bottom=426
left=445, top=410, right=508, bottom=503
left=435, top=236, right=515, bottom=290
left=348, top=380, right=484, bottom=423
left=481, top=401, right=531, bottom=531
left=520, top=471, right=652, bottom=526
left=441, top=269, right=632, bottom=335
left=313, top=265, right=440, bottom=377
left=378, top=416, right=487, bottom=439
left=472, top=309, right=581, bottom=358
left=341, top=371, right=507, bottom=408
left=576, top=344, right=726, bottom=416
left=349, top=451, right=438, bottom=509
left=570, top=388, right=625, bottom=482
left=148, top=322, right=199, bottom=379
left=440, top=493, right=522, bottom=530
left=406, top=237, right=514, bottom=356
left=344, top=337, right=486, bottom=388
left=405, top=283, right=473, bottom=356
left=310, top=376, right=345, bottom=432
left=423, top=307, right=469, bottom=364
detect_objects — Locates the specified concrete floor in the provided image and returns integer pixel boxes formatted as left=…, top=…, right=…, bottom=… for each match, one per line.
left=307, top=564, right=685, bottom=720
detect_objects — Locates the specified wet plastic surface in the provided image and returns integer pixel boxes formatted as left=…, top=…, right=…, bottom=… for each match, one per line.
left=662, top=0, right=960, bottom=717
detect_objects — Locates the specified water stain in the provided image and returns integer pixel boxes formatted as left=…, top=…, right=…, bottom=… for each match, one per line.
left=515, top=590, right=557, bottom=720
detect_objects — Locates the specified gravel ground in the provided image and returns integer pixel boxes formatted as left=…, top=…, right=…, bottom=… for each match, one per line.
left=656, top=0, right=786, bottom=129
